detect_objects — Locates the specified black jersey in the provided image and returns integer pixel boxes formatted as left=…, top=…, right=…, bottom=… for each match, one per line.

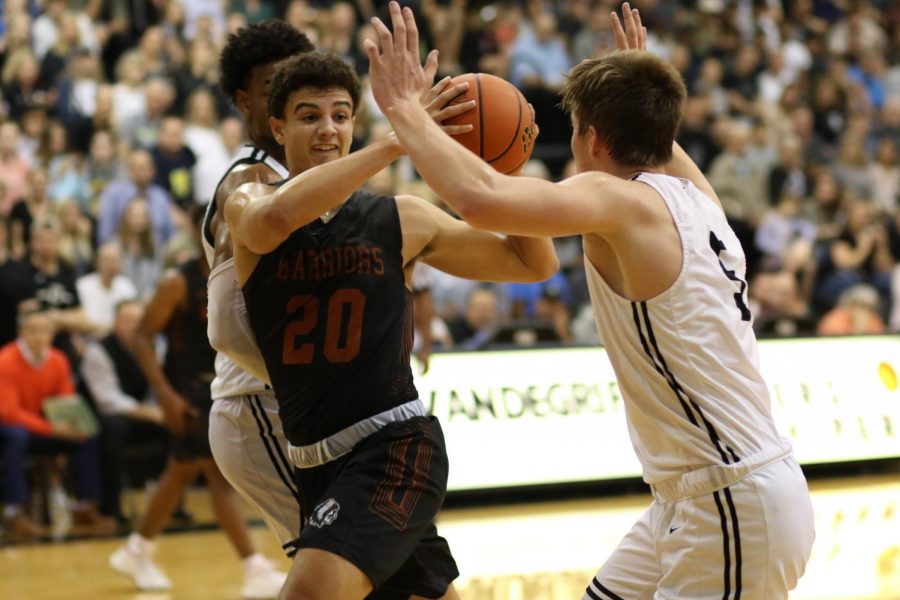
left=243, top=190, right=418, bottom=446
left=163, top=257, right=216, bottom=383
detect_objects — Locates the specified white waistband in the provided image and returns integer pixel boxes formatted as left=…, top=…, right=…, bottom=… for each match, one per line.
left=287, top=399, right=426, bottom=468
left=649, top=441, right=793, bottom=502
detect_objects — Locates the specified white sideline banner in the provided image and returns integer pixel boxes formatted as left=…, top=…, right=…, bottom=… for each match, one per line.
left=413, top=336, right=900, bottom=492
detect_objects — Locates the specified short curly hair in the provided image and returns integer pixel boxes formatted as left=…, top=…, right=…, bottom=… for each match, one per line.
left=219, top=20, right=314, bottom=104
left=268, top=52, right=361, bottom=120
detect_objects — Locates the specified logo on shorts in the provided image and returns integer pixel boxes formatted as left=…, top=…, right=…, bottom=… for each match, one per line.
left=310, top=498, right=340, bottom=528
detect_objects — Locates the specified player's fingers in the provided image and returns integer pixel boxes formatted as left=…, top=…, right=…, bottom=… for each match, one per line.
left=423, top=49, right=439, bottom=84
left=622, top=3, right=638, bottom=48
left=439, top=124, right=474, bottom=135
left=422, top=75, right=451, bottom=105
left=610, top=12, right=627, bottom=50
left=363, top=38, right=381, bottom=66
left=388, top=2, right=406, bottom=52
left=371, top=16, right=393, bottom=57
left=403, top=5, right=419, bottom=55
left=432, top=99, right=475, bottom=121
left=632, top=8, right=645, bottom=49
left=434, top=81, right=469, bottom=106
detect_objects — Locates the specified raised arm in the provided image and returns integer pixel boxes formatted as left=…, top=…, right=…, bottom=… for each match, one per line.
left=226, top=137, right=406, bottom=256
left=397, top=195, right=559, bottom=283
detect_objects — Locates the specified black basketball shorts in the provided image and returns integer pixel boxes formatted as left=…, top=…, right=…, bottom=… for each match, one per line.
left=291, top=415, right=459, bottom=599
left=169, top=377, right=214, bottom=461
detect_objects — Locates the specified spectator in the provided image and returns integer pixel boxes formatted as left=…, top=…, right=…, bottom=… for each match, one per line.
left=815, top=199, right=894, bottom=313
left=150, top=116, right=196, bottom=210
left=9, top=167, right=51, bottom=261
left=76, top=242, right=138, bottom=332
left=128, top=76, right=177, bottom=149
left=183, top=88, right=230, bottom=203
left=833, top=133, right=874, bottom=199
left=115, top=198, right=164, bottom=300
left=86, top=129, right=123, bottom=207
left=818, top=283, right=885, bottom=335
left=97, top=148, right=175, bottom=248
left=448, top=287, right=501, bottom=350
left=111, top=50, right=149, bottom=142
left=80, top=300, right=166, bottom=522
left=2, top=47, right=52, bottom=120
left=55, top=199, right=94, bottom=277
left=707, top=119, right=769, bottom=268
left=868, top=138, right=900, bottom=215
left=767, top=137, right=808, bottom=205
left=0, top=308, right=111, bottom=538
left=54, top=49, right=104, bottom=156
left=0, top=121, right=32, bottom=214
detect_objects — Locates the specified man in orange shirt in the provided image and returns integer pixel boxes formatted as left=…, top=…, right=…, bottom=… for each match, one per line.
left=0, top=307, right=109, bottom=538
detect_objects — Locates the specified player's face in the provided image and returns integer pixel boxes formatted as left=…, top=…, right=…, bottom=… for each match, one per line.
left=272, top=87, right=355, bottom=174
left=240, top=63, right=279, bottom=146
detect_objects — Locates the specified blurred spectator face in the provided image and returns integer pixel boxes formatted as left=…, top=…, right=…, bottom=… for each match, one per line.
left=29, top=221, right=61, bottom=262
left=846, top=200, right=873, bottom=232
left=189, top=39, right=216, bottom=73
left=465, top=289, right=498, bottom=330
left=27, top=168, right=49, bottom=200
left=285, top=1, right=317, bottom=33
left=698, top=58, right=723, bottom=85
left=6, top=15, right=31, bottom=48
left=145, top=78, right=175, bottom=118
left=813, top=171, right=840, bottom=207
left=127, top=151, right=155, bottom=189
left=58, top=15, right=80, bottom=46
left=725, top=121, right=751, bottom=154
left=533, top=13, right=558, bottom=43
left=94, top=85, right=114, bottom=124
left=838, top=135, right=867, bottom=166
left=19, top=311, right=55, bottom=358
left=157, top=117, right=185, bottom=154
left=122, top=199, right=150, bottom=236
left=186, top=90, right=217, bottom=128
left=331, top=2, right=356, bottom=35
left=734, top=45, right=760, bottom=75
left=682, top=96, right=710, bottom=127
left=114, top=301, right=144, bottom=346
left=57, top=200, right=84, bottom=234
left=778, top=138, right=803, bottom=168
left=140, top=27, right=165, bottom=59
left=0, top=122, right=20, bottom=154
left=21, top=108, right=46, bottom=140
left=881, top=98, right=900, bottom=128
left=45, top=0, right=66, bottom=19
left=117, top=53, right=147, bottom=87
left=89, top=130, right=115, bottom=163
left=15, top=53, right=39, bottom=88
left=96, top=243, right=123, bottom=282
left=875, top=139, right=897, bottom=166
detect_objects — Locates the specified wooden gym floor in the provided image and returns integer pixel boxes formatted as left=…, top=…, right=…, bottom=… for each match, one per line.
left=1, top=473, right=898, bottom=599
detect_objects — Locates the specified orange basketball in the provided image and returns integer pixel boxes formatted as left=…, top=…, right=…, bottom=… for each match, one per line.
left=444, top=73, right=536, bottom=175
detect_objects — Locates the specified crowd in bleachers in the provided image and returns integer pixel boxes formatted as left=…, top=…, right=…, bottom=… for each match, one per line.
left=0, top=0, right=898, bottom=535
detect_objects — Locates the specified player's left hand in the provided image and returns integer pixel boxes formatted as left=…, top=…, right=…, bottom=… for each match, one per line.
left=423, top=76, right=475, bottom=136
left=365, top=2, right=432, bottom=115
left=611, top=2, right=647, bottom=52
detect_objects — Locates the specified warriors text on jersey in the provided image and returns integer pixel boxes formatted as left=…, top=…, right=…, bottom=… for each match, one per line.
left=242, top=190, right=418, bottom=447
left=202, top=145, right=288, bottom=398
left=586, top=172, right=791, bottom=485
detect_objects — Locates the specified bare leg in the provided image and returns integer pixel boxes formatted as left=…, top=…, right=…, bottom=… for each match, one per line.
left=138, top=458, right=200, bottom=539
left=280, top=547, right=372, bottom=600
left=200, top=458, right=255, bottom=559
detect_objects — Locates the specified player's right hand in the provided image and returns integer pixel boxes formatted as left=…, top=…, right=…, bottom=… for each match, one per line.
left=611, top=2, right=647, bottom=52
left=423, top=76, right=475, bottom=136
left=158, top=389, right=199, bottom=436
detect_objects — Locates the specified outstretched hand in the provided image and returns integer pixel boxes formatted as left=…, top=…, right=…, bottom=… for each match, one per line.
left=611, top=2, right=647, bottom=51
left=364, top=1, right=433, bottom=116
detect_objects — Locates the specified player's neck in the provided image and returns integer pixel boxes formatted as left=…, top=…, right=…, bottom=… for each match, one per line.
left=250, top=136, right=286, bottom=166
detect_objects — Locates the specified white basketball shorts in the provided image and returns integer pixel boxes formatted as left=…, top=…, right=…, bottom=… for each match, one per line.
left=209, top=391, right=303, bottom=556
left=584, top=456, right=815, bottom=600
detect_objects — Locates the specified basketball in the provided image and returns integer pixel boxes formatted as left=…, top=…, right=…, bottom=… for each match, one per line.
left=444, top=73, right=537, bottom=175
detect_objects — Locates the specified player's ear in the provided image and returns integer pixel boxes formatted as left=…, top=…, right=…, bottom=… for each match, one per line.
left=234, top=89, right=251, bottom=119
left=587, top=125, right=605, bottom=157
left=269, top=116, right=286, bottom=146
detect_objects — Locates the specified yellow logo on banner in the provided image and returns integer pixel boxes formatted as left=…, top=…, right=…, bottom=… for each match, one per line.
left=878, top=362, right=897, bottom=392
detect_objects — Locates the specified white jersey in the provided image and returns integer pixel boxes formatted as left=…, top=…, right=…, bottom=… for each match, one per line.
left=586, top=172, right=791, bottom=485
left=202, top=145, right=289, bottom=400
